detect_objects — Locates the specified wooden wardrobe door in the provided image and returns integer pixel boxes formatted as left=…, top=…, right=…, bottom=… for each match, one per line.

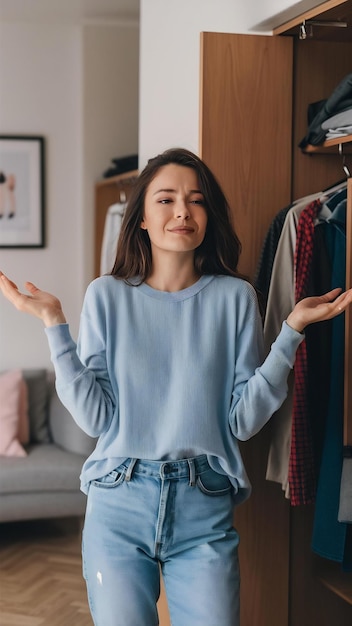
left=200, top=32, right=293, bottom=626
left=200, top=32, right=293, bottom=281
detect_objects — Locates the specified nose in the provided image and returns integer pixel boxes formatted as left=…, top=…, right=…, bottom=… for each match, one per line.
left=175, top=200, right=190, bottom=220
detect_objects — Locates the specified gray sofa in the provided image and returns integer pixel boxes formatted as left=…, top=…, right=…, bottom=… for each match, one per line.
left=0, top=369, right=96, bottom=523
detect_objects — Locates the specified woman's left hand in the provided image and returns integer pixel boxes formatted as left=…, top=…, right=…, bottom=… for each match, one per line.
left=286, top=287, right=352, bottom=333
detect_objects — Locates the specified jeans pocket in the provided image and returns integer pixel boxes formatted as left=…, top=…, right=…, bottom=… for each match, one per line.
left=91, top=469, right=125, bottom=489
left=197, top=468, right=232, bottom=496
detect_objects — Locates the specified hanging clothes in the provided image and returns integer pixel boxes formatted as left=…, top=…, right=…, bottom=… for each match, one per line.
left=305, top=188, right=347, bottom=478
left=305, top=223, right=333, bottom=476
left=310, top=192, right=352, bottom=571
left=288, top=199, right=322, bottom=506
left=100, top=202, right=126, bottom=276
left=262, top=191, right=324, bottom=497
left=256, top=173, right=352, bottom=569
left=259, top=184, right=347, bottom=498
left=254, top=203, right=292, bottom=313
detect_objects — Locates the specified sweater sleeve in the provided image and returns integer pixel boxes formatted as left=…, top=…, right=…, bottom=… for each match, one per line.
left=45, top=281, right=116, bottom=437
left=229, top=317, right=304, bottom=441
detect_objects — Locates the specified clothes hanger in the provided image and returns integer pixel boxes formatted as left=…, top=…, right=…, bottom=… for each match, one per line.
left=322, top=177, right=347, bottom=193
left=114, top=172, right=138, bottom=205
left=338, top=142, right=351, bottom=179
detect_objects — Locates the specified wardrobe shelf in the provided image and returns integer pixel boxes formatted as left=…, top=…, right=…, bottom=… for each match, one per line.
left=316, top=558, right=352, bottom=605
left=96, top=169, right=139, bottom=187
left=303, top=134, right=352, bottom=154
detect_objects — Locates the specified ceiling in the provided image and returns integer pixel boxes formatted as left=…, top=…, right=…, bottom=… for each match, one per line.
left=0, top=0, right=140, bottom=22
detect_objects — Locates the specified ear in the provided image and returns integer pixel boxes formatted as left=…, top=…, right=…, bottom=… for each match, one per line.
left=140, top=219, right=147, bottom=230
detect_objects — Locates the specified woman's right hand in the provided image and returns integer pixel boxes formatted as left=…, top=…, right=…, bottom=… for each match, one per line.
left=0, top=272, right=66, bottom=327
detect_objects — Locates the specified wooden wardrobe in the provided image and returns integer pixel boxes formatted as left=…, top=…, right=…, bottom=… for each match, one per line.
left=199, top=1, right=352, bottom=625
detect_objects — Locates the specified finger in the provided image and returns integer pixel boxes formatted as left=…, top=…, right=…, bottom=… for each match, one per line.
left=0, top=274, right=18, bottom=295
left=0, top=273, right=19, bottom=291
left=0, top=277, right=26, bottom=309
left=24, top=281, right=40, bottom=295
left=334, top=289, right=352, bottom=311
left=321, top=287, right=343, bottom=302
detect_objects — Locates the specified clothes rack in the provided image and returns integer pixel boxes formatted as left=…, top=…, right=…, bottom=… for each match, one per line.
left=94, top=170, right=138, bottom=277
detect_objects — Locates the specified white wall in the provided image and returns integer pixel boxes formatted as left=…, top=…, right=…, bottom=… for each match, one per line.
left=82, top=21, right=139, bottom=286
left=0, top=17, right=139, bottom=370
left=139, top=0, right=248, bottom=168
left=138, top=0, right=323, bottom=168
left=0, top=21, right=83, bottom=369
left=247, top=0, right=328, bottom=30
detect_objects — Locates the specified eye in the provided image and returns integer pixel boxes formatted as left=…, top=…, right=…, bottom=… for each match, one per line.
left=190, top=198, right=205, bottom=205
left=159, top=198, right=172, bottom=204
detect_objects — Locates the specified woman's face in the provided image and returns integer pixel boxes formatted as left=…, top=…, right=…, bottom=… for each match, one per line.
left=141, top=164, right=208, bottom=258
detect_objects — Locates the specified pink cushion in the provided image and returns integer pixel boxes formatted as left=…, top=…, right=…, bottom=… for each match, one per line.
left=17, top=377, right=29, bottom=444
left=0, top=370, right=29, bottom=457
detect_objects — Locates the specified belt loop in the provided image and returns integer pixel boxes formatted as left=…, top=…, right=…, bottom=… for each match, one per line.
left=188, top=459, right=196, bottom=487
left=125, top=458, right=137, bottom=482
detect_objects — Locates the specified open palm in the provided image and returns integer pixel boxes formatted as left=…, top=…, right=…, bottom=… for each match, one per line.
left=287, top=287, right=352, bottom=333
left=0, top=272, right=66, bottom=327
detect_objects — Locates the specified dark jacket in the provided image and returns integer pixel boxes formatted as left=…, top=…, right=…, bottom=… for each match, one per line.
left=299, top=73, right=352, bottom=149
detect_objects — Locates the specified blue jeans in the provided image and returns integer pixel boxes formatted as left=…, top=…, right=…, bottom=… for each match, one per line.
left=82, top=455, right=240, bottom=626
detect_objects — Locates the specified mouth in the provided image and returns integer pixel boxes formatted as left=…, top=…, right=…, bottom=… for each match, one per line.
left=169, top=227, right=195, bottom=234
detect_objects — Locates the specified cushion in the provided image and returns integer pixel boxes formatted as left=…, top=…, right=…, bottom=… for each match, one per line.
left=22, top=369, right=51, bottom=443
left=0, top=370, right=28, bottom=457
left=18, top=377, right=29, bottom=444
left=49, top=388, right=96, bottom=457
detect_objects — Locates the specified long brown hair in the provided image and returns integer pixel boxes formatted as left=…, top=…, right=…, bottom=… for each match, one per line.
left=111, top=148, right=242, bottom=282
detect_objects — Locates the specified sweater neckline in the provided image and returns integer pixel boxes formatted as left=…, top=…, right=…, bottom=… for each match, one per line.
left=136, top=274, right=215, bottom=301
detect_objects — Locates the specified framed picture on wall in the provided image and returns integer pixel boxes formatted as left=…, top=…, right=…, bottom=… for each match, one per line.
left=0, top=135, right=45, bottom=248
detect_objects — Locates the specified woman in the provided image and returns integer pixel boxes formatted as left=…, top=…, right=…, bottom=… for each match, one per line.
left=1, top=148, right=351, bottom=626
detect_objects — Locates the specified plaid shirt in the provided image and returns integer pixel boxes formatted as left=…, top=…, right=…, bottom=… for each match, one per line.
left=289, top=199, right=322, bottom=506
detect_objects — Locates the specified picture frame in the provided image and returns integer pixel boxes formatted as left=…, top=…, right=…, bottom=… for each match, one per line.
left=0, top=135, right=45, bottom=248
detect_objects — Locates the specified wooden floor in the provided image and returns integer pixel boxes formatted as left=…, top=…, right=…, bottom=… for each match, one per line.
left=0, top=517, right=93, bottom=626
left=0, top=517, right=172, bottom=626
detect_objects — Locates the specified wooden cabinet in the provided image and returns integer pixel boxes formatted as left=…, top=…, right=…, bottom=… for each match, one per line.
left=199, top=2, right=352, bottom=625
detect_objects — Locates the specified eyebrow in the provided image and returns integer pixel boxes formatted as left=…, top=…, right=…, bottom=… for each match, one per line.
left=153, top=188, right=203, bottom=195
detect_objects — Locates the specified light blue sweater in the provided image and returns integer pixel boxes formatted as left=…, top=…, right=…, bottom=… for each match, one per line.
left=45, top=274, right=303, bottom=504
